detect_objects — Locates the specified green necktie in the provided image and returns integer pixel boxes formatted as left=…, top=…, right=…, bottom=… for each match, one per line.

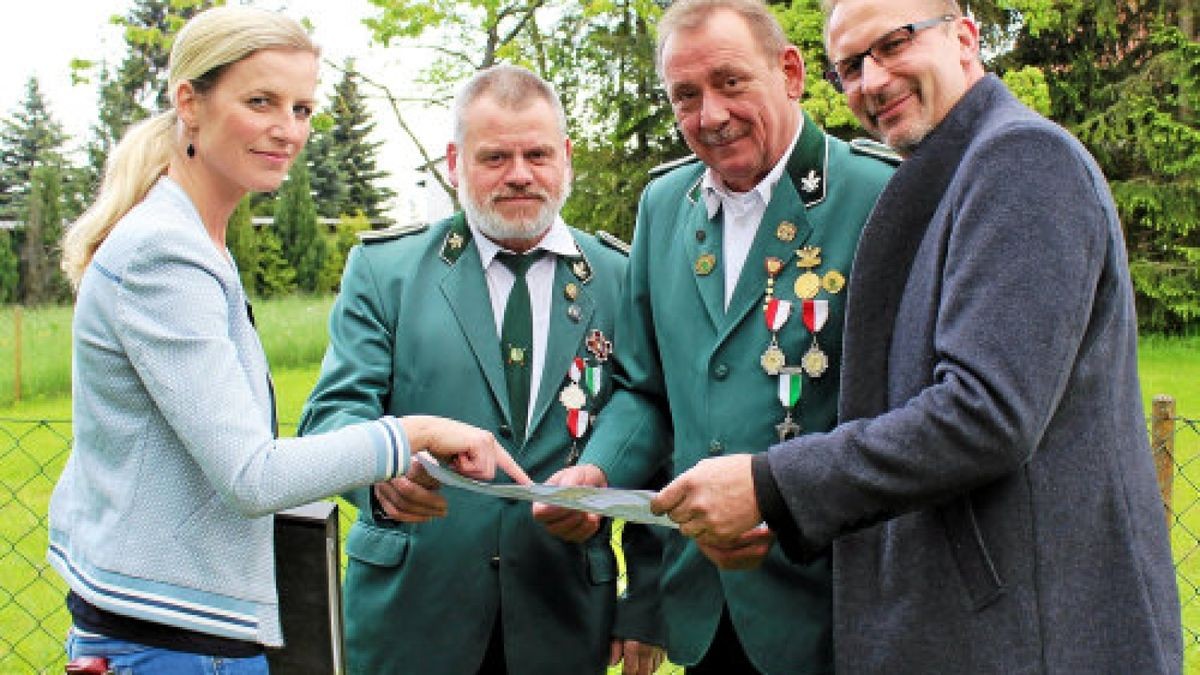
left=497, top=250, right=541, bottom=444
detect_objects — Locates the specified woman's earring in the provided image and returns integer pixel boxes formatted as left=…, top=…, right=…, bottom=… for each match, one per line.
left=186, top=143, right=195, bottom=158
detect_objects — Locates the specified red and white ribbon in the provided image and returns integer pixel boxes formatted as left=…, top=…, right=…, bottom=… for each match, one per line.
left=764, top=298, right=792, bottom=332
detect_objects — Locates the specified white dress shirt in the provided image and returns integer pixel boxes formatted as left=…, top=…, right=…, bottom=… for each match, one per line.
left=701, top=118, right=804, bottom=309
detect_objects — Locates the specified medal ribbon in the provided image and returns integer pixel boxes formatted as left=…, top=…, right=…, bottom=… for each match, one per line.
left=764, top=298, right=792, bottom=332
left=566, top=408, right=590, bottom=438
left=584, top=365, right=602, bottom=396
left=569, top=356, right=585, bottom=383
left=802, top=299, right=829, bottom=333
left=777, top=371, right=802, bottom=408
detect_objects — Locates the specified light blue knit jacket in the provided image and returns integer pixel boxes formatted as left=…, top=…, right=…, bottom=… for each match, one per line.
left=48, top=177, right=408, bottom=647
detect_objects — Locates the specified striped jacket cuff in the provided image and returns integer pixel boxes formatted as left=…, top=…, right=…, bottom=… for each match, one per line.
left=377, top=416, right=410, bottom=479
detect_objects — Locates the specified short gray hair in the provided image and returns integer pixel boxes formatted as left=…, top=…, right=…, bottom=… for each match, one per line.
left=451, top=64, right=567, bottom=145
left=655, top=0, right=790, bottom=80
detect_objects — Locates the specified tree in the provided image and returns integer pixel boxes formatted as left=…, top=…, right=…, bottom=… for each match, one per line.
left=253, top=227, right=296, bottom=299
left=362, top=0, right=684, bottom=238
left=975, top=0, right=1200, bottom=332
left=362, top=0, right=561, bottom=203
left=226, top=196, right=259, bottom=296
left=273, top=155, right=326, bottom=292
left=324, top=61, right=395, bottom=222
left=75, top=0, right=216, bottom=185
left=0, top=230, right=18, bottom=303
left=318, top=212, right=373, bottom=292
left=306, top=122, right=349, bottom=221
left=538, top=0, right=685, bottom=241
left=0, top=78, right=67, bottom=220
left=0, top=79, right=70, bottom=305
left=21, top=165, right=70, bottom=304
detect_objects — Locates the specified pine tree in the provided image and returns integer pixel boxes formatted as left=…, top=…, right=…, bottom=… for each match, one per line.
left=254, top=227, right=296, bottom=299
left=327, top=61, right=395, bottom=223
left=81, top=0, right=214, bottom=183
left=307, top=119, right=349, bottom=219
left=0, top=78, right=67, bottom=220
left=0, top=78, right=70, bottom=304
left=22, top=165, right=69, bottom=304
left=983, top=0, right=1200, bottom=331
left=273, top=155, right=325, bottom=292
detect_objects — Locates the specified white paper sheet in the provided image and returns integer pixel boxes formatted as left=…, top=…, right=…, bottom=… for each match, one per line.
left=417, top=455, right=677, bottom=528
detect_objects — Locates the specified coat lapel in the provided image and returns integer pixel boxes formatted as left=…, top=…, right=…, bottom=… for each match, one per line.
left=839, top=76, right=1002, bottom=421
left=527, top=245, right=596, bottom=437
left=437, top=215, right=511, bottom=421
left=682, top=174, right=726, bottom=332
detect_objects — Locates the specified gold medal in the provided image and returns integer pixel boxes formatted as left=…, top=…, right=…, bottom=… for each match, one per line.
left=760, top=343, right=787, bottom=375
left=776, top=221, right=797, bottom=242
left=559, top=383, right=587, bottom=409
left=822, top=270, right=845, bottom=294
left=695, top=253, right=716, bottom=276
left=794, top=271, right=821, bottom=300
left=801, top=342, right=829, bottom=378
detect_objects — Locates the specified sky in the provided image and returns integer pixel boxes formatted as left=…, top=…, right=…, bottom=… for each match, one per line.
left=0, top=0, right=449, bottom=223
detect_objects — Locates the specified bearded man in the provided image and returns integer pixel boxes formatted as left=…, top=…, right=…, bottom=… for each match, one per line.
left=298, top=64, right=665, bottom=675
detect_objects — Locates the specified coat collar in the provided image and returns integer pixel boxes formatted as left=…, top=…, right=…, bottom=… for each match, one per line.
left=839, top=75, right=1007, bottom=421
left=687, top=109, right=828, bottom=210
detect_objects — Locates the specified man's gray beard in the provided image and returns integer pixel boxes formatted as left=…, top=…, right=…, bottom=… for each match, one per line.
left=459, top=178, right=572, bottom=245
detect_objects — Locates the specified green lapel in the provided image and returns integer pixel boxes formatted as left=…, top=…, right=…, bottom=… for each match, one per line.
left=682, top=172, right=726, bottom=331
left=437, top=215, right=511, bottom=422
left=528, top=239, right=596, bottom=437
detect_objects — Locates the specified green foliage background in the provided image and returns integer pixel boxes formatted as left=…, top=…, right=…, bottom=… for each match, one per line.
left=1, top=0, right=1193, bottom=330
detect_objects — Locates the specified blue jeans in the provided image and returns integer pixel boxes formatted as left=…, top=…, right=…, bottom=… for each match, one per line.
left=67, top=628, right=269, bottom=674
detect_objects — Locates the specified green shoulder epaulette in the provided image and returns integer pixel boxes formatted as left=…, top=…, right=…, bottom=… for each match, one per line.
left=849, top=138, right=903, bottom=166
left=648, top=153, right=701, bottom=177
left=357, top=222, right=429, bottom=244
left=595, top=230, right=631, bottom=256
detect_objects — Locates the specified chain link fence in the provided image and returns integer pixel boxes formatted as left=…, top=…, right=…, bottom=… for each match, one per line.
left=3, top=408, right=1199, bottom=673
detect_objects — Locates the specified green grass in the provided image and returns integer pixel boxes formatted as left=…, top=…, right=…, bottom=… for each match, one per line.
left=0, top=304, right=73, bottom=409
left=0, top=295, right=336, bottom=408
left=1, top=330, right=1197, bottom=673
left=1139, top=335, right=1200, bottom=671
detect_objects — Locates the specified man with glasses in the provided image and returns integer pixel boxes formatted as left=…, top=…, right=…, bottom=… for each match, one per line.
left=535, top=0, right=899, bottom=672
left=651, top=0, right=1182, bottom=671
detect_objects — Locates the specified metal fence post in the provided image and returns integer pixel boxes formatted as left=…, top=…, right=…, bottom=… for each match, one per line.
left=1151, top=395, right=1176, bottom=526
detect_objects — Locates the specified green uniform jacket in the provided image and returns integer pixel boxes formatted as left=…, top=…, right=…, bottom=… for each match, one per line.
left=298, top=214, right=664, bottom=674
left=579, top=113, right=896, bottom=675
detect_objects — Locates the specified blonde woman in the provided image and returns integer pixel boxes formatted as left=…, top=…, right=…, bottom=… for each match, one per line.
left=49, top=7, right=525, bottom=673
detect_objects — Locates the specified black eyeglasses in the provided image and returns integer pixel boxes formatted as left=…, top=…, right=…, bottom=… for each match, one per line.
left=824, top=15, right=957, bottom=93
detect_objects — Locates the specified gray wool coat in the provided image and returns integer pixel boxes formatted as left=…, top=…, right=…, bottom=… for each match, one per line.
left=759, top=75, right=1182, bottom=673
